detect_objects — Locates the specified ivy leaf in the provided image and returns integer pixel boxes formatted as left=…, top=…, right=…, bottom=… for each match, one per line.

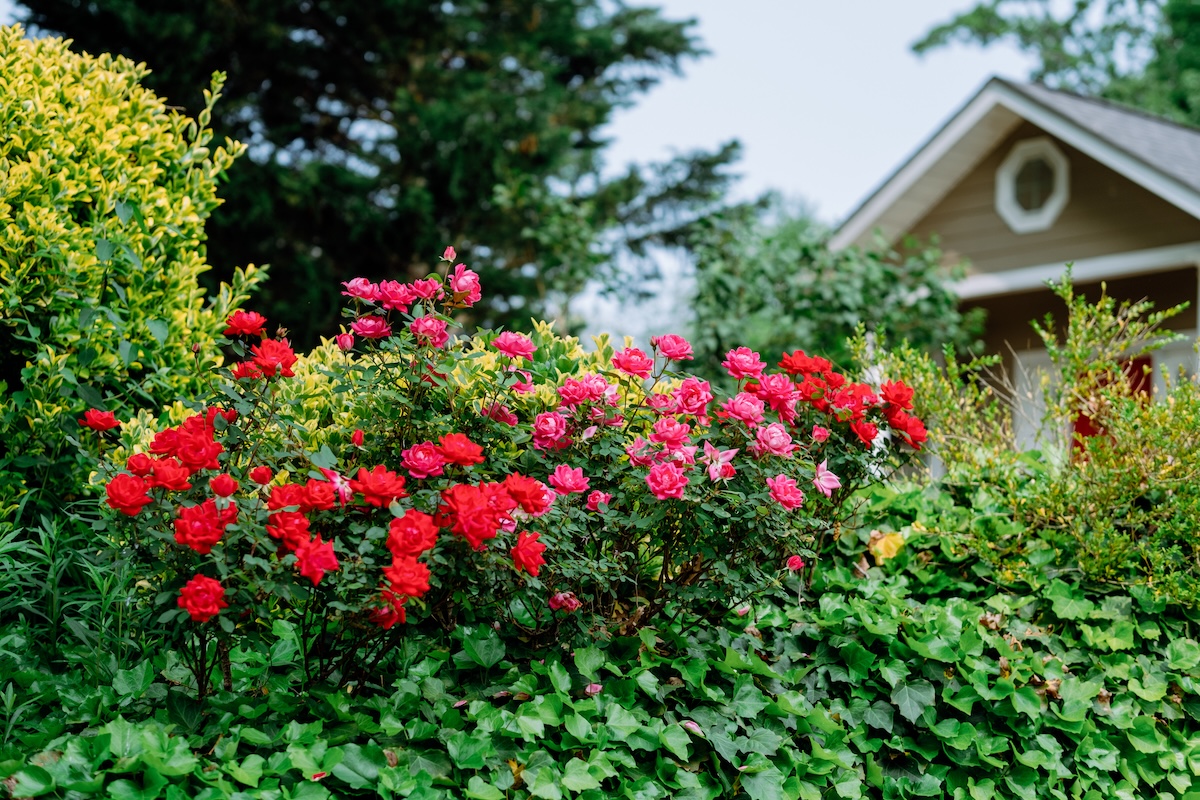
left=445, top=731, right=492, bottom=770
left=741, top=767, right=787, bottom=800
left=729, top=675, right=769, bottom=718
left=1126, top=715, right=1168, bottom=753
left=660, top=724, right=692, bottom=760
left=879, top=660, right=910, bottom=689
left=575, top=647, right=605, bottom=681
left=1167, top=638, right=1200, bottom=671
left=561, top=758, right=601, bottom=792
left=7, top=767, right=54, bottom=798
left=465, top=776, right=505, bottom=800
left=864, top=701, right=894, bottom=733
left=1010, top=686, right=1042, bottom=718
left=461, top=628, right=505, bottom=669
left=891, top=680, right=935, bottom=723
left=112, top=660, right=154, bottom=699
left=839, top=642, right=876, bottom=679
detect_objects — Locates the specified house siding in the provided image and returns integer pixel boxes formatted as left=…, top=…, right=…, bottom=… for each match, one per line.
left=909, top=122, right=1200, bottom=273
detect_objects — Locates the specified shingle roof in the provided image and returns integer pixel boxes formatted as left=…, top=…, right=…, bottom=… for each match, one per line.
left=1000, top=78, right=1200, bottom=194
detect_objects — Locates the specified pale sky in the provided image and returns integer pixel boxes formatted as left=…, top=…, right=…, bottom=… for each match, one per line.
left=601, top=0, right=1037, bottom=225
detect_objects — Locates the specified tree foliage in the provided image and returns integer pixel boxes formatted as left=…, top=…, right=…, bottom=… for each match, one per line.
left=685, top=200, right=983, bottom=381
left=15, top=0, right=741, bottom=347
left=914, top=0, right=1200, bottom=128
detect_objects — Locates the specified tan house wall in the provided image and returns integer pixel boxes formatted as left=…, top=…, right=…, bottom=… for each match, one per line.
left=909, top=122, right=1200, bottom=274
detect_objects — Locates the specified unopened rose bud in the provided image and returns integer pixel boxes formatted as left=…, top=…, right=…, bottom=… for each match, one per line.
left=192, top=343, right=201, bottom=353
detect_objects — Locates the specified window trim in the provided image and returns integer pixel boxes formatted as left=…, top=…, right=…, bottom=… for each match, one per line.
left=995, top=136, right=1070, bottom=234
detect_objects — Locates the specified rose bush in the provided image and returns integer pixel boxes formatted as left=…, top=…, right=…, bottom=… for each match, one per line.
left=92, top=249, right=926, bottom=691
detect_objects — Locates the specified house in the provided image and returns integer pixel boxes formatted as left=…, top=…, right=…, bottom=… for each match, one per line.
left=830, top=77, right=1200, bottom=445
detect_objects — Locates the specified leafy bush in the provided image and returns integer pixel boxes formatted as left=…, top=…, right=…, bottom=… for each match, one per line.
left=876, top=272, right=1200, bottom=604
left=87, top=251, right=928, bottom=693
left=5, top=522, right=1200, bottom=799
left=686, top=201, right=983, bottom=382
left=0, top=24, right=262, bottom=526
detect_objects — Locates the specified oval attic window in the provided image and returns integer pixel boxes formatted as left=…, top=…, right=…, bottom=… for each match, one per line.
left=995, top=137, right=1070, bottom=233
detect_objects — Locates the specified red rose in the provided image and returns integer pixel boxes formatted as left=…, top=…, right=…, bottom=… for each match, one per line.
left=224, top=310, right=268, bottom=337
left=371, top=590, right=408, bottom=629
left=294, top=535, right=339, bottom=585
left=351, top=429, right=364, bottom=447
left=174, top=499, right=237, bottom=555
left=502, top=474, right=553, bottom=516
left=177, top=575, right=228, bottom=623
left=79, top=409, right=119, bottom=431
left=881, top=380, right=915, bottom=412
left=146, top=458, right=193, bottom=491
left=436, top=433, right=485, bottom=466
left=303, top=479, right=337, bottom=511
left=231, top=362, right=263, bottom=380
left=850, top=420, right=879, bottom=447
left=387, top=510, right=439, bottom=558
left=383, top=556, right=432, bottom=598
left=267, top=511, right=311, bottom=551
left=511, top=531, right=546, bottom=577
left=106, top=473, right=152, bottom=517
left=249, top=466, right=274, bottom=484
left=350, top=465, right=408, bottom=507
left=210, top=474, right=239, bottom=498
left=267, top=483, right=309, bottom=512
left=126, top=453, right=155, bottom=477
left=250, top=338, right=297, bottom=378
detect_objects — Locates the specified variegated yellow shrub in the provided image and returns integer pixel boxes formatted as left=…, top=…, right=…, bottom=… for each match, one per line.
left=0, top=25, right=262, bottom=525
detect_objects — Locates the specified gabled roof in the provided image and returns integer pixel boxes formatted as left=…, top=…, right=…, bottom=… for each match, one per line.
left=830, top=77, right=1200, bottom=251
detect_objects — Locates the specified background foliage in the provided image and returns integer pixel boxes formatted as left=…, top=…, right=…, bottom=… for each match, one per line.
left=14, top=0, right=744, bottom=347
left=685, top=200, right=984, bottom=382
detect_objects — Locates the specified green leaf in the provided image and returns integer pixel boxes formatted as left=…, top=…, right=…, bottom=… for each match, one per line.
left=660, top=724, right=692, bottom=760
left=839, top=642, right=876, bottom=679
left=1047, top=579, right=1095, bottom=620
left=96, top=237, right=115, bottom=262
left=1167, top=638, right=1200, bottom=671
left=445, top=731, right=492, bottom=770
left=226, top=754, right=265, bottom=787
left=112, top=660, right=154, bottom=699
left=331, top=743, right=386, bottom=789
left=1010, top=686, right=1042, bottom=718
left=729, top=675, right=768, bottom=718
left=462, top=628, right=505, bottom=669
left=548, top=661, right=572, bottom=694
left=891, top=680, right=936, bottom=723
left=465, top=776, right=505, bottom=800
left=526, top=766, right=564, bottom=800
left=864, top=701, right=894, bottom=733
left=741, top=767, right=786, bottom=800
left=576, top=646, right=605, bottom=681
left=8, top=767, right=54, bottom=797
left=146, top=319, right=169, bottom=345
left=879, top=659, right=910, bottom=688
left=561, top=758, right=601, bottom=792
left=565, top=713, right=593, bottom=742
left=1126, top=715, right=1168, bottom=754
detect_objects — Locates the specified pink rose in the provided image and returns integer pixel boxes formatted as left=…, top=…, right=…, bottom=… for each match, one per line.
left=650, top=333, right=693, bottom=361
left=549, top=591, right=582, bottom=612
left=753, top=423, right=796, bottom=458
left=376, top=280, right=415, bottom=312
left=409, top=278, right=443, bottom=301
left=787, top=555, right=805, bottom=572
left=647, top=393, right=677, bottom=415
left=548, top=465, right=589, bottom=495
left=812, top=460, right=841, bottom=498
left=401, top=442, right=447, bottom=480
left=532, top=412, right=569, bottom=450
left=492, top=331, right=536, bottom=360
left=812, top=425, right=830, bottom=443
left=335, top=332, right=355, bottom=351
left=351, top=315, right=392, bottom=339
left=722, top=347, right=766, bottom=380
left=443, top=245, right=457, bottom=262
left=756, top=373, right=798, bottom=419
left=721, top=392, right=765, bottom=426
left=448, top=264, right=482, bottom=306
left=646, top=462, right=689, bottom=500
left=341, top=277, right=379, bottom=301
left=766, top=474, right=805, bottom=510
left=584, top=683, right=603, bottom=697
left=672, top=377, right=712, bottom=417
left=612, top=347, right=654, bottom=378
left=626, top=436, right=655, bottom=467
left=586, top=490, right=613, bottom=512
left=410, top=315, right=449, bottom=347
left=509, top=368, right=535, bottom=394
left=650, top=417, right=691, bottom=451
left=483, top=403, right=518, bottom=426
